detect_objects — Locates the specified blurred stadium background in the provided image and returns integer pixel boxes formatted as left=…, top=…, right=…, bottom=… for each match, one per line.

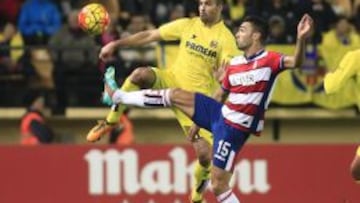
left=0, top=0, right=360, bottom=202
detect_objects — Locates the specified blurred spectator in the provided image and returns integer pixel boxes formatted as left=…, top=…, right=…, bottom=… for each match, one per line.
left=0, top=0, right=23, bottom=24
left=226, top=0, right=247, bottom=24
left=183, top=0, right=198, bottom=17
left=27, top=49, right=55, bottom=89
left=0, top=23, right=24, bottom=74
left=328, top=0, right=352, bottom=18
left=49, top=10, right=97, bottom=70
left=295, top=0, right=337, bottom=43
left=321, top=16, right=360, bottom=46
left=148, top=0, right=185, bottom=26
left=120, top=14, right=156, bottom=70
left=267, top=16, right=294, bottom=44
left=260, top=0, right=296, bottom=40
left=20, top=93, right=54, bottom=145
left=8, top=13, right=55, bottom=90
left=49, top=10, right=97, bottom=112
left=119, top=0, right=152, bottom=21
left=18, top=0, right=61, bottom=45
left=169, top=4, right=185, bottom=21
left=353, top=0, right=360, bottom=32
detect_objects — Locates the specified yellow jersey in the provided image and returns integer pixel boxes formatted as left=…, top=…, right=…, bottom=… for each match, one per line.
left=324, top=49, right=360, bottom=94
left=159, top=17, right=239, bottom=95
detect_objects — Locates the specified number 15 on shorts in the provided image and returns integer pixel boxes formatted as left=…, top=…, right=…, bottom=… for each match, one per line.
left=214, top=140, right=236, bottom=171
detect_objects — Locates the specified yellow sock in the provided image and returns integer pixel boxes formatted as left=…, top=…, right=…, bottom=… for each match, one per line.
left=106, top=79, right=140, bottom=123
left=191, top=161, right=211, bottom=202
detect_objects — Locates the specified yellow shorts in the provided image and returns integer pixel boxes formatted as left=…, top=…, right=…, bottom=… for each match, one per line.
left=151, top=68, right=213, bottom=145
left=357, top=146, right=360, bottom=156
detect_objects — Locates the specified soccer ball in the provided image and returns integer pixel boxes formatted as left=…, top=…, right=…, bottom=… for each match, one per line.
left=78, top=3, right=110, bottom=35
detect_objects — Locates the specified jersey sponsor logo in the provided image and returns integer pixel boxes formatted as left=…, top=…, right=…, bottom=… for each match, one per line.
left=229, top=72, right=256, bottom=86
left=229, top=68, right=272, bottom=86
left=185, top=41, right=217, bottom=58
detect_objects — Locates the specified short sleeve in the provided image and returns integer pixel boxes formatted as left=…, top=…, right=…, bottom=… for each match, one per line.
left=270, top=52, right=285, bottom=74
left=159, top=18, right=190, bottom=41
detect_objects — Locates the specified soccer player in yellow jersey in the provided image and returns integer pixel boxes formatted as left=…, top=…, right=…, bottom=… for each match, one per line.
left=87, top=0, right=239, bottom=201
left=323, top=49, right=360, bottom=183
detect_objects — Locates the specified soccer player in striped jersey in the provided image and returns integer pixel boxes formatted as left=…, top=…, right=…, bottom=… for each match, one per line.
left=323, top=50, right=360, bottom=183
left=103, top=14, right=313, bottom=203
left=87, top=0, right=239, bottom=202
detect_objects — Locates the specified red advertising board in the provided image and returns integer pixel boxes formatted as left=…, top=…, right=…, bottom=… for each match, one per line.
left=0, top=144, right=359, bottom=203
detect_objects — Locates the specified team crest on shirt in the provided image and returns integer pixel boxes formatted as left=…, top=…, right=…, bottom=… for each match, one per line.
left=210, top=40, right=218, bottom=48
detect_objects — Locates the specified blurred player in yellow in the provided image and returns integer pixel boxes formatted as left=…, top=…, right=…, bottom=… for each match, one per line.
left=323, top=49, right=360, bottom=183
left=87, top=0, right=239, bottom=201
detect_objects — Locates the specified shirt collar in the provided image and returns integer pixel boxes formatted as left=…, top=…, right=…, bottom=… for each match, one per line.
left=244, top=49, right=265, bottom=61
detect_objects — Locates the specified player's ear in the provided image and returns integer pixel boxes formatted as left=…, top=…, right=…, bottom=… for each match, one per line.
left=215, top=0, right=223, bottom=9
left=252, top=32, right=261, bottom=42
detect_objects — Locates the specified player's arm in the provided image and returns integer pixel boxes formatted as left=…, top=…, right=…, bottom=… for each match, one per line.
left=99, top=29, right=161, bottom=61
left=99, top=18, right=189, bottom=61
left=283, top=14, right=313, bottom=69
left=323, top=50, right=358, bottom=94
left=110, top=29, right=161, bottom=48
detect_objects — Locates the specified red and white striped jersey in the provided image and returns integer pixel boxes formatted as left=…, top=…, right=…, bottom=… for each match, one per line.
left=221, top=50, right=285, bottom=135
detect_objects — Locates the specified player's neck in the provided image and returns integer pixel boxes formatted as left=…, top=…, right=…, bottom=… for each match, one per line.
left=204, top=18, right=221, bottom=27
left=244, top=45, right=264, bottom=59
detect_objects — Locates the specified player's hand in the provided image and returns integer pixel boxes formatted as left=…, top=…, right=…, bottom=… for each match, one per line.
left=99, top=41, right=116, bottom=61
left=187, top=124, right=201, bottom=142
left=297, top=14, right=314, bottom=40
left=213, top=60, right=228, bottom=83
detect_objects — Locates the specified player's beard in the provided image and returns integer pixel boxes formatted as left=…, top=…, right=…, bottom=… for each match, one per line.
left=237, top=40, right=251, bottom=51
left=200, top=13, right=209, bottom=24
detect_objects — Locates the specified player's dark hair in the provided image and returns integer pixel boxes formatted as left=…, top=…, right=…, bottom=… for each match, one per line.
left=242, top=16, right=269, bottom=44
left=215, top=0, right=225, bottom=5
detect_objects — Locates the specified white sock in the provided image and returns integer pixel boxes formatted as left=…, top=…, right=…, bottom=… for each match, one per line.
left=112, top=89, right=172, bottom=107
left=216, top=189, right=240, bottom=203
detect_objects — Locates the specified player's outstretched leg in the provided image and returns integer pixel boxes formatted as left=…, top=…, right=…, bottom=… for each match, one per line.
left=108, top=87, right=195, bottom=118
left=87, top=67, right=154, bottom=142
left=107, top=85, right=213, bottom=202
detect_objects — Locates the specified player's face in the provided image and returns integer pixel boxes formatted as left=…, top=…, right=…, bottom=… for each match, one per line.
left=198, top=0, right=221, bottom=24
left=235, top=22, right=255, bottom=50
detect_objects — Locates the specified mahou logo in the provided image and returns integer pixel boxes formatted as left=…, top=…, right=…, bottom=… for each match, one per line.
left=84, top=147, right=271, bottom=195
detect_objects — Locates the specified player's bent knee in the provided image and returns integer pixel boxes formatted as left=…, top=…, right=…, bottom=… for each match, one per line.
left=198, top=153, right=211, bottom=167
left=193, top=140, right=212, bottom=167
left=129, top=67, right=154, bottom=87
left=169, top=88, right=184, bottom=100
